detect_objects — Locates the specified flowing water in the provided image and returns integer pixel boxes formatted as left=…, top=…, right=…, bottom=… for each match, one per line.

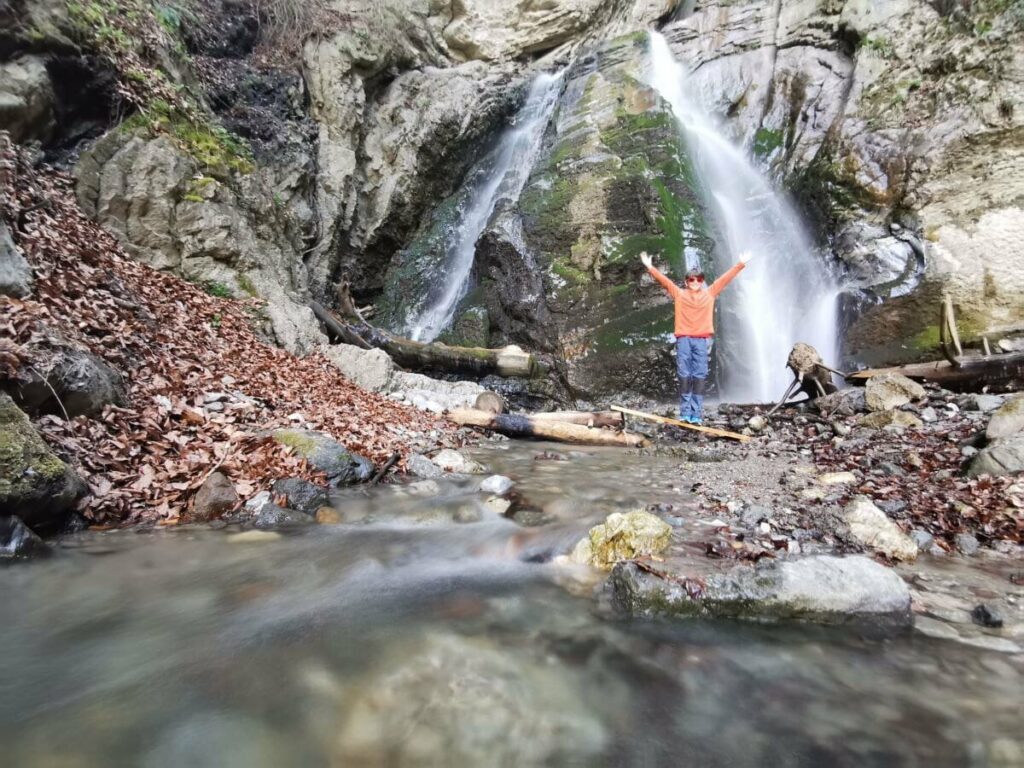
left=2, top=442, right=1021, bottom=767
left=407, top=73, right=563, bottom=342
left=645, top=32, right=841, bottom=403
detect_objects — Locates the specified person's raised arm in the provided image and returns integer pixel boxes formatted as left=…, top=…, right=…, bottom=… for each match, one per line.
left=639, top=252, right=680, bottom=298
left=709, top=250, right=752, bottom=297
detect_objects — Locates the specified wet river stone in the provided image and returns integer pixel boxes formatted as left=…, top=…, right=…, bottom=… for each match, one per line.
left=333, top=632, right=606, bottom=766
left=610, top=555, right=912, bottom=625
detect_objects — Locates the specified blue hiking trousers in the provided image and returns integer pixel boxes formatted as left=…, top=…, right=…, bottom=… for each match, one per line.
left=676, top=336, right=710, bottom=419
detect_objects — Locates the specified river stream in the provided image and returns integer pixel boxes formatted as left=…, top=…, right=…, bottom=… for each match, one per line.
left=1, top=441, right=1021, bottom=767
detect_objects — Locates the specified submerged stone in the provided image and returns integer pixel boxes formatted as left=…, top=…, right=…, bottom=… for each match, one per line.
left=610, top=555, right=912, bottom=625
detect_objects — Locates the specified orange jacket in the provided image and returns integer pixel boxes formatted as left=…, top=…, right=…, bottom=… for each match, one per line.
left=647, top=262, right=745, bottom=337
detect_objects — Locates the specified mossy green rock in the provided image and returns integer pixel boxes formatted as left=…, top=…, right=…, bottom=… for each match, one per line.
left=0, top=393, right=84, bottom=529
left=272, top=429, right=374, bottom=486
left=570, top=510, right=672, bottom=571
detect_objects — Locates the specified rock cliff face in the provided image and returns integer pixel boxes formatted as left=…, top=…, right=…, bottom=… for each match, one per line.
left=3, top=0, right=1021, bottom=395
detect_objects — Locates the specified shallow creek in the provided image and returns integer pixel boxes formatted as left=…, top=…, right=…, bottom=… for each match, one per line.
left=1, top=441, right=1021, bottom=766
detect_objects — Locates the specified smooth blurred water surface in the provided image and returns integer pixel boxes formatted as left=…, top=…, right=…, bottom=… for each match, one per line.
left=1, top=442, right=1021, bottom=767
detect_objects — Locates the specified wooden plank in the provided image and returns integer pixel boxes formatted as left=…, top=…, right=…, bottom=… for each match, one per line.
left=611, top=405, right=751, bottom=442
left=943, top=293, right=963, bottom=359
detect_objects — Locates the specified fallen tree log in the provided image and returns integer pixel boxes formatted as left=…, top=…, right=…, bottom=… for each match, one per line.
left=448, top=408, right=646, bottom=447
left=847, top=353, right=1024, bottom=392
left=528, top=410, right=625, bottom=429
left=310, top=301, right=539, bottom=378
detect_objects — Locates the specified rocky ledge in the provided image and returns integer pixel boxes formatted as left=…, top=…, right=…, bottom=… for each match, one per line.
left=609, top=555, right=912, bottom=625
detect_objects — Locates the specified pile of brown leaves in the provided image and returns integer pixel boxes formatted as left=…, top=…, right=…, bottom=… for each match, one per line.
left=1, top=138, right=459, bottom=525
left=810, top=417, right=1022, bottom=546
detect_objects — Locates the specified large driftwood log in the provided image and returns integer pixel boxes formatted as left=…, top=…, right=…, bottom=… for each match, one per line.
left=529, top=410, right=625, bottom=429
left=310, top=301, right=539, bottom=378
left=847, top=353, right=1024, bottom=392
left=448, top=408, right=646, bottom=447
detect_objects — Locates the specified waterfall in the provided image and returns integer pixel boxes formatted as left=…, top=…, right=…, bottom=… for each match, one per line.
left=645, top=32, right=840, bottom=403
left=408, top=72, right=563, bottom=342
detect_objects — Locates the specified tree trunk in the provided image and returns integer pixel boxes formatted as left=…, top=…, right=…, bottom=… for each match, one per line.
left=528, top=410, right=625, bottom=429
left=310, top=302, right=540, bottom=378
left=847, top=353, right=1024, bottom=392
left=448, top=408, right=646, bottom=447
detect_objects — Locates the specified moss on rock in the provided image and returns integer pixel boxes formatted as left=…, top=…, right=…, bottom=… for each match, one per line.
left=0, top=393, right=84, bottom=529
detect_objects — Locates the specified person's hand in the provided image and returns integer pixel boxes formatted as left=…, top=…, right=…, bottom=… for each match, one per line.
left=640, top=252, right=653, bottom=269
left=738, top=250, right=753, bottom=264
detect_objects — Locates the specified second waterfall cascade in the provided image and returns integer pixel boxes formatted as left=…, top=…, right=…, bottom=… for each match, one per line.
left=646, top=31, right=841, bottom=403
left=407, top=72, right=563, bottom=343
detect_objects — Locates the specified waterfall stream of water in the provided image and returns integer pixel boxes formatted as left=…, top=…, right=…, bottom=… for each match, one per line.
left=646, top=32, right=840, bottom=403
left=408, top=72, right=563, bottom=342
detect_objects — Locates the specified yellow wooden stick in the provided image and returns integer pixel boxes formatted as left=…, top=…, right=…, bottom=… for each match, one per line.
left=610, top=405, right=751, bottom=443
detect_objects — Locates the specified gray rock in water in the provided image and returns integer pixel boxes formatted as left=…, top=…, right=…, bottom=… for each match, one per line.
left=272, top=429, right=373, bottom=486
left=270, top=477, right=329, bottom=515
left=986, top=394, right=1024, bottom=440
left=971, top=603, right=1004, bottom=628
left=610, top=555, right=912, bottom=625
left=954, top=532, right=980, bottom=556
left=333, top=632, right=606, bottom=766
left=967, top=434, right=1024, bottom=478
left=407, top=453, right=443, bottom=479
left=0, top=394, right=86, bottom=530
left=143, top=711, right=300, bottom=768
left=479, top=474, right=514, bottom=496
left=909, top=529, right=935, bottom=550
left=865, top=373, right=926, bottom=412
left=0, top=220, right=33, bottom=298
left=251, top=503, right=314, bottom=530
left=0, top=515, right=50, bottom=560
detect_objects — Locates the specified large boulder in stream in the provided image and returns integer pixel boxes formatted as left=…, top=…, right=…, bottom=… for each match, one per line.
left=610, top=555, right=912, bottom=625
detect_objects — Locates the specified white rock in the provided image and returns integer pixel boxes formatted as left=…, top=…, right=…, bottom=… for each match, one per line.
left=432, top=449, right=486, bottom=474
left=843, top=496, right=918, bottom=561
left=479, top=475, right=514, bottom=495
left=818, top=471, right=858, bottom=485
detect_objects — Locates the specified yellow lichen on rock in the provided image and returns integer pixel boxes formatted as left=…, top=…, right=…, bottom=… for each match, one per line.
left=570, top=510, right=672, bottom=570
